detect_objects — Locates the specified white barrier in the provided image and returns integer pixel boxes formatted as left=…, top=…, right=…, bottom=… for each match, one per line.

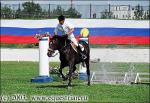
left=134, top=73, right=150, bottom=83
left=90, top=72, right=129, bottom=84
left=39, top=37, right=49, bottom=76
left=31, top=37, right=53, bottom=83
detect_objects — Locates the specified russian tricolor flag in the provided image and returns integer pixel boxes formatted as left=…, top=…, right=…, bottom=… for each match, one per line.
left=1, top=19, right=149, bottom=44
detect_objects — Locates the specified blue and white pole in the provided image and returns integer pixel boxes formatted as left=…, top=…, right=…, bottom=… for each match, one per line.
left=79, top=28, right=89, bottom=80
left=31, top=36, right=53, bottom=83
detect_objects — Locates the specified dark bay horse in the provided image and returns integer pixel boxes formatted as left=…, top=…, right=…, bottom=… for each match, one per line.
left=47, top=35, right=90, bottom=87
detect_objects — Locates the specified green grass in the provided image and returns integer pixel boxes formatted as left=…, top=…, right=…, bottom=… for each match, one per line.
left=1, top=61, right=149, bottom=103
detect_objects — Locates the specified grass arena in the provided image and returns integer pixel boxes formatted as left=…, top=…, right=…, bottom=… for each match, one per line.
left=1, top=61, right=149, bottom=102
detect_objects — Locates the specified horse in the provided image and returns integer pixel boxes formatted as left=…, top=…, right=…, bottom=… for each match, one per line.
left=47, top=35, right=90, bottom=87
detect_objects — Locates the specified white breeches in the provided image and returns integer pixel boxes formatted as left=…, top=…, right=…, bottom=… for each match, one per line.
left=68, top=34, right=78, bottom=46
left=68, top=34, right=84, bottom=51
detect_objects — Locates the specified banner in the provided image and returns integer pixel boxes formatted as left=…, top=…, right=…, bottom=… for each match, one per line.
left=1, top=19, right=149, bottom=44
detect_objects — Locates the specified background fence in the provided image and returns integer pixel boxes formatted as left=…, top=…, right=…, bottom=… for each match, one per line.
left=1, top=48, right=149, bottom=62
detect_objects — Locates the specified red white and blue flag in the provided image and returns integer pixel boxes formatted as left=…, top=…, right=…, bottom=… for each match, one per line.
left=1, top=19, right=149, bottom=44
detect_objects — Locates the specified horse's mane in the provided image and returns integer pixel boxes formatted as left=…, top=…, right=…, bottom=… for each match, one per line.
left=51, top=35, right=70, bottom=46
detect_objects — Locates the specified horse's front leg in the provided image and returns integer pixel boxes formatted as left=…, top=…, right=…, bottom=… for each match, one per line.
left=59, top=63, right=66, bottom=81
left=68, top=64, right=74, bottom=87
left=65, top=65, right=77, bottom=80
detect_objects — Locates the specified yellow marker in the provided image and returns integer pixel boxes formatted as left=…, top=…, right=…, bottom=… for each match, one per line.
left=80, top=28, right=89, bottom=37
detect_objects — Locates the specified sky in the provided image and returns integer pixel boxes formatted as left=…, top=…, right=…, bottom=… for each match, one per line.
left=1, top=0, right=149, bottom=6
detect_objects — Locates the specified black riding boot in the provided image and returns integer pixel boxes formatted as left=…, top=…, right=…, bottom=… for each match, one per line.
left=77, top=46, right=87, bottom=60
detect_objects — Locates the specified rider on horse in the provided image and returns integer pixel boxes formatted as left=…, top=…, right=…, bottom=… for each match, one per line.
left=54, top=15, right=87, bottom=60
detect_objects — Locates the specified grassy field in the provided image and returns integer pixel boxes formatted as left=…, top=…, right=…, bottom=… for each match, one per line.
left=1, top=61, right=149, bottom=103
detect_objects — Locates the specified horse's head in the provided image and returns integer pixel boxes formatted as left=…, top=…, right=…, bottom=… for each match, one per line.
left=47, top=35, right=68, bottom=57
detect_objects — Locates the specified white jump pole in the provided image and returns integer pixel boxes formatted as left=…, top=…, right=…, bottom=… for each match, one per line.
left=31, top=36, right=53, bottom=83
left=79, top=28, right=89, bottom=80
left=39, top=37, right=49, bottom=76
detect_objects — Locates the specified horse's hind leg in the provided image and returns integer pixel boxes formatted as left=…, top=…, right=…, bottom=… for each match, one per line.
left=73, top=65, right=77, bottom=73
left=85, top=59, right=90, bottom=86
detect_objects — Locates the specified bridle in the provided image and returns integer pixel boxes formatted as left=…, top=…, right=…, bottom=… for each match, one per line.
left=48, top=39, right=69, bottom=57
left=48, top=48, right=58, bottom=57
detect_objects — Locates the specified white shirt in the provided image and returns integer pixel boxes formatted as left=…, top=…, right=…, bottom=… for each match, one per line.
left=54, top=21, right=74, bottom=38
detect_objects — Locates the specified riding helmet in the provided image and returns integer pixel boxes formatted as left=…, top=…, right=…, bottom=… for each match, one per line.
left=58, top=15, right=65, bottom=21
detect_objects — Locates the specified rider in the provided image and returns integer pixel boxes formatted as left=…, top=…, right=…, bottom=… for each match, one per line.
left=54, top=15, right=87, bottom=60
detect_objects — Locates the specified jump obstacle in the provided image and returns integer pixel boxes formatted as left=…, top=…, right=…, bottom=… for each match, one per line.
left=79, top=28, right=89, bottom=80
left=30, top=32, right=148, bottom=84
left=31, top=36, right=53, bottom=83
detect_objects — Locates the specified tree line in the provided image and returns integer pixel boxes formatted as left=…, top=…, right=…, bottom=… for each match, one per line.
left=1, top=2, right=149, bottom=20
left=1, top=2, right=81, bottom=19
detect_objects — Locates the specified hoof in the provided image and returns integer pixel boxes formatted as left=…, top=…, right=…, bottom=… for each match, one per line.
left=87, top=82, right=91, bottom=86
left=63, top=77, right=68, bottom=81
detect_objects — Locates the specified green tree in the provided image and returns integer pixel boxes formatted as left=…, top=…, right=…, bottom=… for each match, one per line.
left=22, top=1, right=42, bottom=18
left=65, top=7, right=81, bottom=18
left=143, top=10, right=149, bottom=20
left=51, top=6, right=81, bottom=18
left=15, top=4, right=22, bottom=18
left=1, top=6, right=12, bottom=19
left=134, top=4, right=144, bottom=20
left=41, top=9, right=49, bottom=18
left=52, top=5, right=65, bottom=17
left=147, top=5, right=150, bottom=20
